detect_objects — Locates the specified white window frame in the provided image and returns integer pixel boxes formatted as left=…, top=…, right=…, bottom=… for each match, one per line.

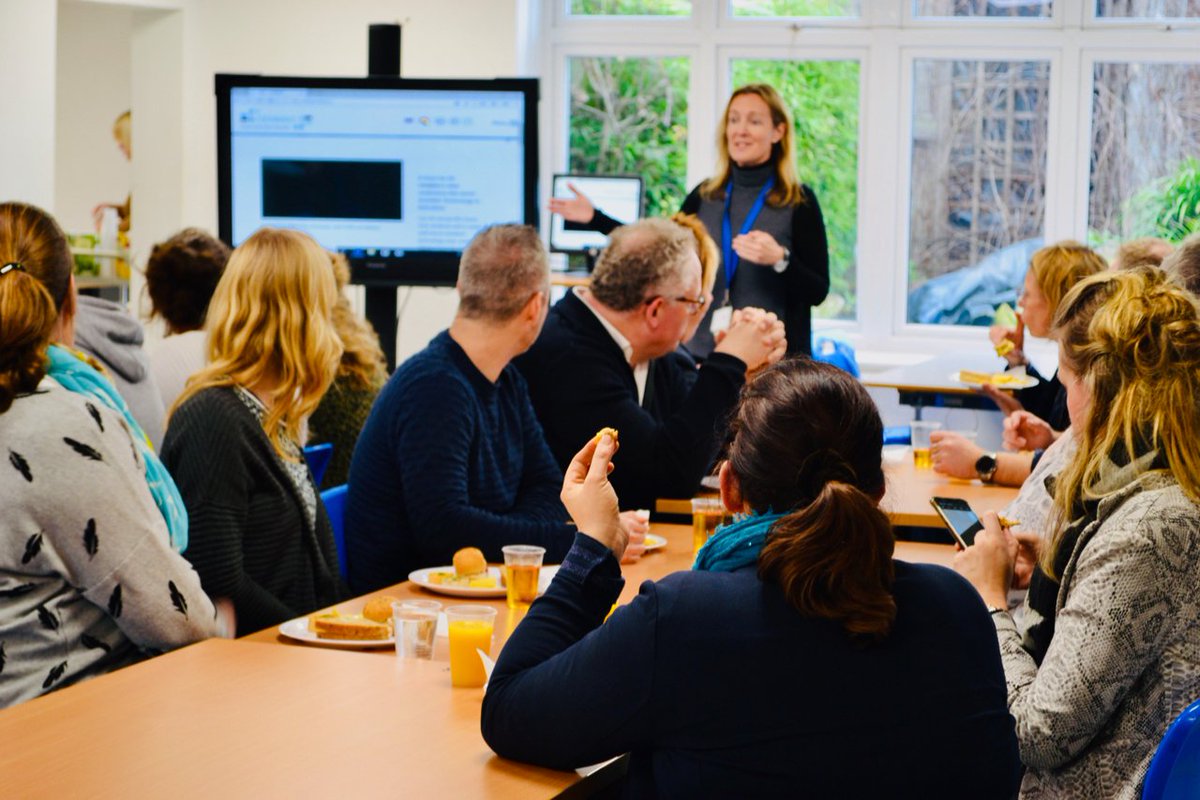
left=536, top=0, right=1200, bottom=357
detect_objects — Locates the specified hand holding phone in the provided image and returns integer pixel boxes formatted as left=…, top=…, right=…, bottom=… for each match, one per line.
left=930, top=497, right=983, bottom=548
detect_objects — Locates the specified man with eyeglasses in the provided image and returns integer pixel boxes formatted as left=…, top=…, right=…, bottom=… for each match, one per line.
left=515, top=217, right=786, bottom=511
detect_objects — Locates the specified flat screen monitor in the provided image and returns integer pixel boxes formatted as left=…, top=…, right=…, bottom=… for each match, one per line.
left=548, top=174, right=643, bottom=254
left=216, top=74, right=539, bottom=286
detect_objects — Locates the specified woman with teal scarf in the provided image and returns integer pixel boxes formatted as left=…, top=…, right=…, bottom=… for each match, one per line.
left=483, top=359, right=1020, bottom=797
left=0, top=202, right=187, bottom=552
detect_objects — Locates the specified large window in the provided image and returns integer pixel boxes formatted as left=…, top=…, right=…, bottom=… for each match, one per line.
left=567, top=56, right=690, bottom=217
left=907, top=59, right=1049, bottom=325
left=1088, top=61, right=1200, bottom=245
left=544, top=0, right=1200, bottom=347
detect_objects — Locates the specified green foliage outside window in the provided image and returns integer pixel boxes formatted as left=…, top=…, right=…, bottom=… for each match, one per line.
left=570, top=0, right=691, bottom=15
left=733, top=59, right=860, bottom=319
left=730, top=0, right=860, bottom=16
left=1128, top=158, right=1200, bottom=242
left=567, top=56, right=690, bottom=219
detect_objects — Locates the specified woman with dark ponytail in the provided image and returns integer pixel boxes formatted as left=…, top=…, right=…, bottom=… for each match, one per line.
left=483, top=359, right=1020, bottom=797
left=0, top=215, right=221, bottom=709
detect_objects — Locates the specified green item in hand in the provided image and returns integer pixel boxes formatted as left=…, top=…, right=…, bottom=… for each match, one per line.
left=993, top=302, right=1018, bottom=328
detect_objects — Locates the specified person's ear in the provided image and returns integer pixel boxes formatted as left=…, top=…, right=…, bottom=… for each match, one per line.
left=718, top=460, right=746, bottom=514
left=521, top=290, right=544, bottom=322
left=61, top=273, right=78, bottom=321
left=643, top=296, right=664, bottom=329
left=771, top=123, right=784, bottom=144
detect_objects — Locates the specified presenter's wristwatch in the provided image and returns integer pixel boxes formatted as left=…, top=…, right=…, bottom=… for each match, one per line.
left=975, top=452, right=999, bottom=484
left=772, top=247, right=790, bottom=273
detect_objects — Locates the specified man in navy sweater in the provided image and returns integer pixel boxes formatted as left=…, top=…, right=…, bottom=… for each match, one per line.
left=345, top=225, right=605, bottom=592
left=515, top=218, right=786, bottom=511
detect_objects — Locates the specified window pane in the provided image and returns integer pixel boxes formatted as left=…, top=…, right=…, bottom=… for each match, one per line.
left=907, top=59, right=1050, bottom=325
left=569, top=0, right=691, bottom=15
left=913, top=0, right=1053, bottom=17
left=567, top=56, right=690, bottom=218
left=1095, top=0, right=1200, bottom=17
left=1089, top=62, right=1200, bottom=249
left=731, top=59, right=860, bottom=320
left=731, top=0, right=860, bottom=17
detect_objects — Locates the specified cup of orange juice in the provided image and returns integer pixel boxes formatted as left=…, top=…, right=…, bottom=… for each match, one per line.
left=446, top=605, right=496, bottom=688
left=502, top=545, right=545, bottom=609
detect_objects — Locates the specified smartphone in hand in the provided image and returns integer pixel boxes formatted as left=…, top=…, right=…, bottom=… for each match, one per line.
left=930, top=497, right=983, bottom=548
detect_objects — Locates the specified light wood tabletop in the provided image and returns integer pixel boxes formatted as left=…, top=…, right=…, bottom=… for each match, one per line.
left=862, top=350, right=1015, bottom=396
left=657, top=460, right=1019, bottom=530
left=0, top=523, right=958, bottom=799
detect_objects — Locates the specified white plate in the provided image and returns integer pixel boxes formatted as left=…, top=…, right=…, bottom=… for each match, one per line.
left=643, top=534, right=667, bottom=551
left=951, top=370, right=1039, bottom=390
left=407, top=564, right=560, bottom=598
left=699, top=475, right=720, bottom=491
left=278, top=616, right=394, bottom=649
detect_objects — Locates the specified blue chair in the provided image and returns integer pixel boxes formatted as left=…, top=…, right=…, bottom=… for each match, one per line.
left=320, top=484, right=349, bottom=580
left=302, top=443, right=334, bottom=486
left=811, top=334, right=860, bottom=377
left=883, top=426, right=912, bottom=446
left=1143, top=697, right=1200, bottom=799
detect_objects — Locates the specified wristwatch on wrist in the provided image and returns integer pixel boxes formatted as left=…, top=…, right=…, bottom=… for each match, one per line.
left=975, top=452, right=999, bottom=483
left=772, top=247, right=790, bottom=273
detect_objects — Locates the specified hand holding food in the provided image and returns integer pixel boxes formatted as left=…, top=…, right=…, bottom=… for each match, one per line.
left=561, top=433, right=626, bottom=559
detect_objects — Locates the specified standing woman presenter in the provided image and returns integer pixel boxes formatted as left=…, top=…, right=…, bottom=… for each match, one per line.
left=549, top=84, right=829, bottom=357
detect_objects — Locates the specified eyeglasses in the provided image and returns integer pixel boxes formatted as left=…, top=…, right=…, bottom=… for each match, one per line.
left=644, top=294, right=709, bottom=316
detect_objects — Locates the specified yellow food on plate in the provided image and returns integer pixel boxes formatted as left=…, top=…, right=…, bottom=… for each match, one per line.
left=592, top=426, right=619, bottom=445
left=308, top=607, right=339, bottom=633
left=362, top=595, right=400, bottom=623
left=453, top=547, right=487, bottom=577
left=429, top=570, right=497, bottom=588
left=994, top=340, right=1015, bottom=357
left=959, top=370, right=1024, bottom=386
left=313, top=615, right=390, bottom=641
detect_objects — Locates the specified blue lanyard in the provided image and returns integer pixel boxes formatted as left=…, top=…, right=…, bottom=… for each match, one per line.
left=721, top=176, right=775, bottom=291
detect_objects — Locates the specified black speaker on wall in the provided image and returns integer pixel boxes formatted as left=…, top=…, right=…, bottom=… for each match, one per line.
left=368, top=24, right=401, bottom=78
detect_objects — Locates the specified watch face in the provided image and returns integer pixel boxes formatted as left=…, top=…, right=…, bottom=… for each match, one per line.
left=975, top=453, right=998, bottom=475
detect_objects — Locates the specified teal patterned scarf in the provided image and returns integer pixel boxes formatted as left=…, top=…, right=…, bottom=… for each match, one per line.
left=692, top=510, right=785, bottom=573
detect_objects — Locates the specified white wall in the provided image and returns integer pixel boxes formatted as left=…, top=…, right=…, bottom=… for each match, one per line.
left=55, top=1, right=134, bottom=235
left=0, top=0, right=58, bottom=208
left=155, top=0, right=523, bottom=361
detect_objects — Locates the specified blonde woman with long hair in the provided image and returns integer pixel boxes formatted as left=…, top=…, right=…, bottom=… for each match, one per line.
left=162, top=228, right=345, bottom=635
left=549, top=84, right=829, bottom=359
left=955, top=265, right=1200, bottom=798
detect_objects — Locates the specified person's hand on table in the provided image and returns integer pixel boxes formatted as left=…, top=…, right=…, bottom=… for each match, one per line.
left=731, top=230, right=786, bottom=266
left=952, top=512, right=1017, bottom=610
left=929, top=430, right=985, bottom=479
left=561, top=434, right=627, bottom=560
left=617, top=509, right=649, bottom=563
left=547, top=182, right=596, bottom=224
left=979, top=383, right=1025, bottom=417
left=1003, top=410, right=1056, bottom=451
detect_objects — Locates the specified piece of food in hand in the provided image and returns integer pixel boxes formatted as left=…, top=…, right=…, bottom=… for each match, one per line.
left=313, top=614, right=390, bottom=641
left=591, top=426, right=619, bottom=445
left=361, top=595, right=400, bottom=624
left=994, top=339, right=1015, bottom=357
left=453, top=547, right=487, bottom=577
left=998, top=515, right=1020, bottom=529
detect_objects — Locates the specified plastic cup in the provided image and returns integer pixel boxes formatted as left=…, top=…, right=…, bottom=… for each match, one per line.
left=502, top=545, right=545, bottom=610
left=446, top=605, right=496, bottom=688
left=691, top=496, right=729, bottom=557
left=393, top=599, right=440, bottom=660
left=910, top=421, right=943, bottom=469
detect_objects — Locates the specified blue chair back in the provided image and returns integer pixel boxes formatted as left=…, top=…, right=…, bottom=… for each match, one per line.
left=1144, top=697, right=1200, bottom=799
left=811, top=334, right=860, bottom=378
left=303, top=443, right=334, bottom=487
left=320, top=484, right=349, bottom=580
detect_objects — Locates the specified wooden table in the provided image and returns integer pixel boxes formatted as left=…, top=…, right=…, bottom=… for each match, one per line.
left=657, top=460, right=1018, bottom=529
left=0, top=523, right=957, bottom=799
left=862, top=351, right=1014, bottom=419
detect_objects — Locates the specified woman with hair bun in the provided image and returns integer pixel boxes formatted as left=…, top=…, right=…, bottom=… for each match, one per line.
left=0, top=248, right=219, bottom=709
left=162, top=227, right=346, bottom=635
left=483, top=359, right=1020, bottom=797
left=955, top=265, right=1200, bottom=798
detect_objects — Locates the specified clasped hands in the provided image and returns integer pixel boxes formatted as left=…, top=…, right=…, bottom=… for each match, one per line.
left=713, top=307, right=786, bottom=371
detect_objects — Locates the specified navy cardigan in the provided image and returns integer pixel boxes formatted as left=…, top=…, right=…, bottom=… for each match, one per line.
left=483, top=534, right=1023, bottom=799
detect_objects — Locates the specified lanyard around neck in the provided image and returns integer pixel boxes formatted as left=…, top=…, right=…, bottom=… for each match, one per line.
left=721, top=175, right=775, bottom=291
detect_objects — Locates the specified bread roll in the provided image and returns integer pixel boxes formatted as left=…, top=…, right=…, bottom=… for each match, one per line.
left=453, top=547, right=487, bottom=577
left=362, top=595, right=400, bottom=623
left=592, top=426, right=619, bottom=445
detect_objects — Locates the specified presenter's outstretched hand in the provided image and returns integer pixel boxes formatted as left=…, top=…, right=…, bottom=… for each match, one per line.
left=561, top=434, right=626, bottom=560
left=548, top=182, right=597, bottom=224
